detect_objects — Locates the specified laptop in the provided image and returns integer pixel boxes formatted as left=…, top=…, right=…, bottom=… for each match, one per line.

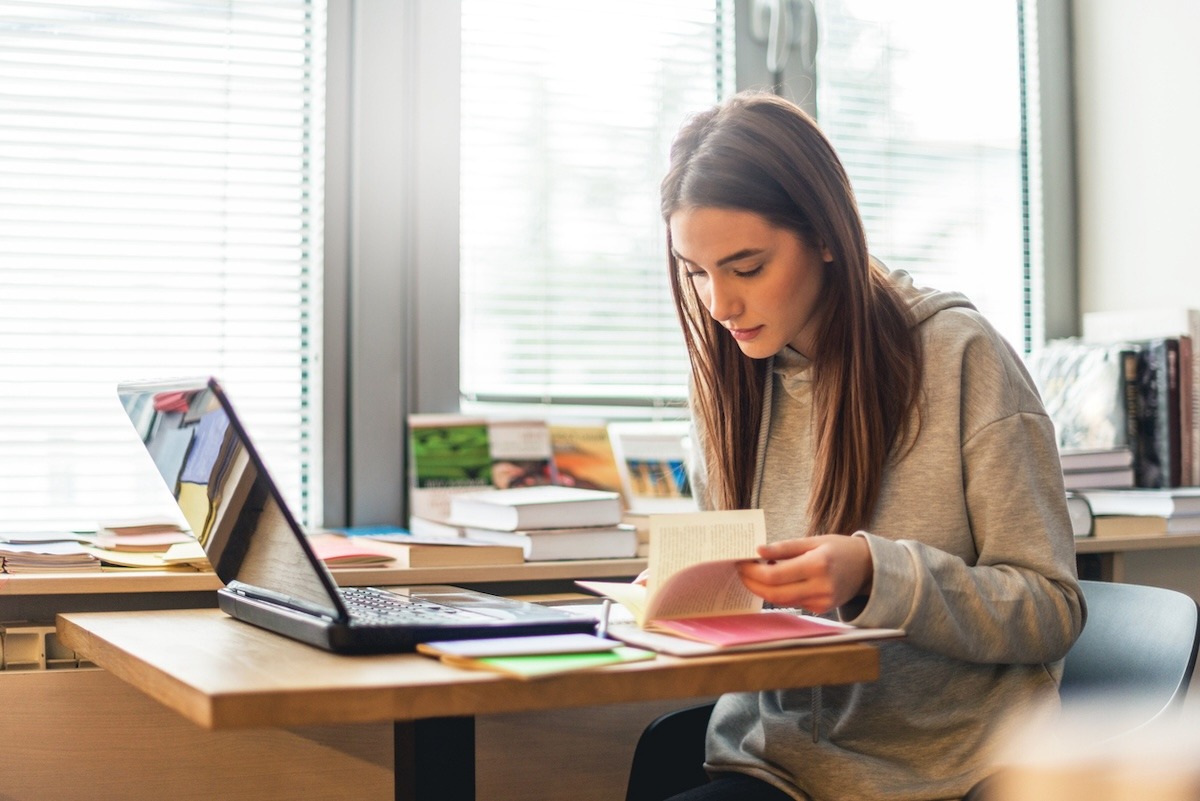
left=115, top=376, right=597, bottom=654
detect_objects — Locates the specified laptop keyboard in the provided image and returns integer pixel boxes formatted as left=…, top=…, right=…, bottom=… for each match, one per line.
left=340, top=586, right=492, bottom=626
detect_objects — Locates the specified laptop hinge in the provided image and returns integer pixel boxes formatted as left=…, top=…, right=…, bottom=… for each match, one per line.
left=224, top=580, right=344, bottom=623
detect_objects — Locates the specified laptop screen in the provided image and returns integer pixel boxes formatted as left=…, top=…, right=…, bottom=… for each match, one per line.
left=117, top=377, right=346, bottom=620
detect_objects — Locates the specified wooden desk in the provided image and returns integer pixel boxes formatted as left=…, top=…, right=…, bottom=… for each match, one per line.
left=1075, top=533, right=1200, bottom=583
left=58, top=607, right=880, bottom=801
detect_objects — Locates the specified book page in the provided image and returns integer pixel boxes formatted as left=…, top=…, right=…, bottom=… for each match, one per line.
left=644, top=559, right=759, bottom=621
left=574, top=580, right=650, bottom=622
left=649, top=509, right=765, bottom=590
left=645, top=509, right=766, bottom=621
left=576, top=509, right=765, bottom=625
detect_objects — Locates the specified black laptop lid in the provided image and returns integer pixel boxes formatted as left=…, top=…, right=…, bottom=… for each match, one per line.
left=116, top=377, right=348, bottom=621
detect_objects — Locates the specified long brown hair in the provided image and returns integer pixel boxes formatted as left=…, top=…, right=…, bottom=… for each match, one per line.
left=661, top=91, right=922, bottom=535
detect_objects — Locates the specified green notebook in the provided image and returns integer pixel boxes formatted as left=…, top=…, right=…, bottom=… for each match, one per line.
left=440, top=646, right=655, bottom=679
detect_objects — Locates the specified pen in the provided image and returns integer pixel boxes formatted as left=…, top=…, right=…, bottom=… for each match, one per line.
left=598, top=598, right=613, bottom=639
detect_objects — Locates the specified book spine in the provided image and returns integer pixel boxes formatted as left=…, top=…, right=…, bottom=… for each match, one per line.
left=1166, top=338, right=1185, bottom=489
left=1190, top=313, right=1200, bottom=486
left=1134, top=345, right=1165, bottom=488
left=1121, top=348, right=1143, bottom=485
left=1139, top=338, right=1182, bottom=488
left=1176, top=335, right=1193, bottom=486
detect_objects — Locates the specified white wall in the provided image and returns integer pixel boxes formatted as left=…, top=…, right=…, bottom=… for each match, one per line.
left=1073, top=0, right=1200, bottom=313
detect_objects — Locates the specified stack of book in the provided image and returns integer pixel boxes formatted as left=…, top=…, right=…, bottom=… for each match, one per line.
left=449, top=485, right=637, bottom=561
left=1082, top=308, right=1199, bottom=489
left=1059, top=447, right=1135, bottom=490
left=1028, top=330, right=1194, bottom=490
left=1074, top=487, right=1200, bottom=538
left=406, top=414, right=629, bottom=531
left=1065, top=492, right=1095, bottom=538
left=405, top=413, right=698, bottom=540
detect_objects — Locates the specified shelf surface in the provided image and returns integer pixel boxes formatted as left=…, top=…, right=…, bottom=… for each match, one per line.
left=0, top=558, right=647, bottom=597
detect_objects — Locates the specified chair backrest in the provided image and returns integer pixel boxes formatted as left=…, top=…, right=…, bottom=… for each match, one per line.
left=1059, top=579, right=1200, bottom=728
left=625, top=701, right=715, bottom=801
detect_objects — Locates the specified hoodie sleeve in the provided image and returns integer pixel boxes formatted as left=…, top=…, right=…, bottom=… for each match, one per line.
left=843, top=310, right=1085, bottom=665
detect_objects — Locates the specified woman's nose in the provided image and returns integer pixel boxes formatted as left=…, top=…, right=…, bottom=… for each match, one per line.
left=704, top=276, right=740, bottom=322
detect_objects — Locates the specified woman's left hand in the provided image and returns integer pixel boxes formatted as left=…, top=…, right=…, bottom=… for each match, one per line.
left=737, top=535, right=873, bottom=614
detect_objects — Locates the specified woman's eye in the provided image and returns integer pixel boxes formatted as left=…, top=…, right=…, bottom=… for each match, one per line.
left=736, top=265, right=764, bottom=277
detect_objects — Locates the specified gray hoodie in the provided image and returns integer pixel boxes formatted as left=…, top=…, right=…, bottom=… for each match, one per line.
left=701, top=270, right=1085, bottom=801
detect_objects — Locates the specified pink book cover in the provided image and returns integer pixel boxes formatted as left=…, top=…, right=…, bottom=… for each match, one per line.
left=650, top=611, right=848, bottom=647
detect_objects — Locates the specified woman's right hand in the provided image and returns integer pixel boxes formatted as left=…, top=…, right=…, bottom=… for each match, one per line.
left=737, top=535, right=873, bottom=614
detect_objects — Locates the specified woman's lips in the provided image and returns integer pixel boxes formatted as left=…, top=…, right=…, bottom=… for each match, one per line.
left=728, top=326, right=763, bottom=342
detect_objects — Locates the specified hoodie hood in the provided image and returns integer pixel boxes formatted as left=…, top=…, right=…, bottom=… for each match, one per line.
left=885, top=267, right=976, bottom=326
left=772, top=266, right=976, bottom=388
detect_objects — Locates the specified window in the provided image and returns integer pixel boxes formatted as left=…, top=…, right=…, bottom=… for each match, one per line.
left=0, top=1, right=324, bottom=532
left=813, top=0, right=1029, bottom=349
left=451, top=0, right=1037, bottom=417
left=458, top=0, right=734, bottom=408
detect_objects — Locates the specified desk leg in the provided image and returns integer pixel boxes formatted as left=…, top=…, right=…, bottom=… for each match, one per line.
left=394, top=716, right=476, bottom=801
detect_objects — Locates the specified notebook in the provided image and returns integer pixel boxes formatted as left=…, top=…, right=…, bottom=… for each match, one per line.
left=115, top=377, right=597, bottom=654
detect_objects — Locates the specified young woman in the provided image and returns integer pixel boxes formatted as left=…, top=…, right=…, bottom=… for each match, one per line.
left=659, top=91, right=1085, bottom=800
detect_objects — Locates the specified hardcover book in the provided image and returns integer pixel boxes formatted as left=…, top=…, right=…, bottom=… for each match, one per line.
left=407, top=415, right=494, bottom=522
left=1025, top=338, right=1130, bottom=451
left=1074, top=487, right=1200, bottom=517
left=548, top=423, right=625, bottom=495
left=1133, top=339, right=1181, bottom=488
left=448, top=485, right=623, bottom=531
left=462, top=523, right=638, bottom=561
left=607, top=421, right=698, bottom=514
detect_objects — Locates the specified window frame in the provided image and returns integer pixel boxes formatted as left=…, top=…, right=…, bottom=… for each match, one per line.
left=326, top=0, right=1077, bottom=526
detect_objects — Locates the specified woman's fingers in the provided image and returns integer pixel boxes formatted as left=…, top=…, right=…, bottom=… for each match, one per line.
left=738, top=536, right=872, bottom=613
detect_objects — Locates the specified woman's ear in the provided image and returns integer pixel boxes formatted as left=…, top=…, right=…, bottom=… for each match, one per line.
left=821, top=246, right=834, bottom=263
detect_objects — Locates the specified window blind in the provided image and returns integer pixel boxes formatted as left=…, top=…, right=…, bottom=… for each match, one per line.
left=813, top=0, right=1028, bottom=349
left=459, top=0, right=733, bottom=407
left=0, top=0, right=324, bottom=532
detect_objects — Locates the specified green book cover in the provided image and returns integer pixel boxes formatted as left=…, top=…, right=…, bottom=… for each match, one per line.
left=453, top=646, right=654, bottom=679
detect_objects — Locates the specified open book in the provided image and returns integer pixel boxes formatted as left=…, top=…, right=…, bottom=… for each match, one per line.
left=578, top=509, right=766, bottom=624
left=577, top=509, right=904, bottom=655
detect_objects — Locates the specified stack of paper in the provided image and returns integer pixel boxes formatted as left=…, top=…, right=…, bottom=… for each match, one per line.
left=83, top=517, right=204, bottom=571
left=0, top=534, right=101, bottom=573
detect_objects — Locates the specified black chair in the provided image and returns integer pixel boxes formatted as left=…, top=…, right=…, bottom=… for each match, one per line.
left=624, top=580, right=1200, bottom=801
left=625, top=700, right=716, bottom=801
